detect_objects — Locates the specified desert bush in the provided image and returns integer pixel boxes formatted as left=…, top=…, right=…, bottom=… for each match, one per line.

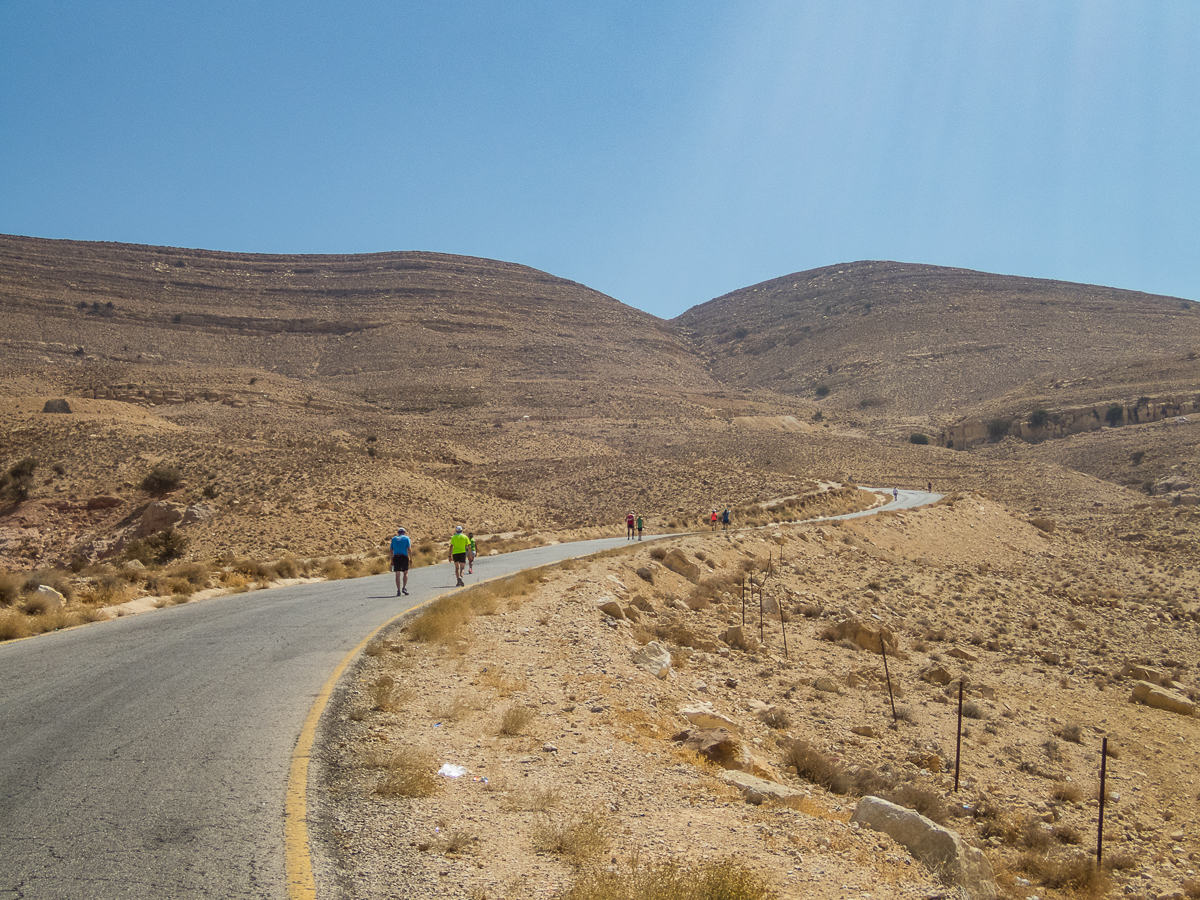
left=273, top=556, right=300, bottom=579
left=1053, top=722, right=1083, bottom=744
left=1104, top=404, right=1124, bottom=427
left=531, top=813, right=609, bottom=864
left=320, top=558, right=347, bottom=580
left=498, top=704, right=536, bottom=736
left=815, top=384, right=830, bottom=397
left=1029, top=408, right=1051, bottom=428
left=761, top=708, right=791, bottom=730
left=784, top=739, right=852, bottom=794
left=986, top=418, right=1011, bottom=442
left=1018, top=851, right=1108, bottom=893
left=0, top=571, right=22, bottom=606
left=141, top=464, right=183, bottom=495
left=962, top=701, right=986, bottom=720
left=1050, top=781, right=1082, bottom=803
left=909, top=432, right=929, bottom=445
left=167, top=562, right=209, bottom=586
left=0, top=456, right=38, bottom=501
left=125, top=529, right=188, bottom=565
left=370, top=746, right=439, bottom=798
left=649, top=546, right=667, bottom=561
left=0, top=609, right=31, bottom=641
left=558, top=856, right=778, bottom=900
left=370, top=675, right=402, bottom=712
left=1052, top=825, right=1082, bottom=845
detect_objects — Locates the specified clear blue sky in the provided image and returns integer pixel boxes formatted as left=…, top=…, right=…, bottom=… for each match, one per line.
left=2, top=1, right=1197, bottom=318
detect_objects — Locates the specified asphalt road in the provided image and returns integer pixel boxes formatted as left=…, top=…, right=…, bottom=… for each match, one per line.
left=0, top=535, right=649, bottom=900
left=0, top=490, right=937, bottom=900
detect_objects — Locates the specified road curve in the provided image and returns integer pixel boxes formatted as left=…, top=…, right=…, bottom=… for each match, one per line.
left=0, top=536, right=648, bottom=900
left=0, top=492, right=941, bottom=899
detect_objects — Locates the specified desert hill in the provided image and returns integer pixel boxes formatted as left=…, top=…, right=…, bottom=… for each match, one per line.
left=0, top=235, right=1197, bottom=578
left=673, top=261, right=1200, bottom=432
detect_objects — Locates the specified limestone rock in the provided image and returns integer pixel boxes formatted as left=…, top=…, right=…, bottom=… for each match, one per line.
left=947, top=647, right=979, bottom=662
left=678, top=703, right=742, bottom=734
left=661, top=549, right=701, bottom=583
left=719, top=624, right=758, bottom=652
left=631, top=641, right=672, bottom=678
left=826, top=617, right=903, bottom=657
left=720, top=770, right=806, bottom=805
left=852, top=796, right=997, bottom=900
left=814, top=676, right=840, bottom=694
left=921, top=664, right=954, bottom=686
left=1130, top=680, right=1196, bottom=717
left=597, top=600, right=625, bottom=620
left=674, top=727, right=743, bottom=768
left=135, top=501, right=185, bottom=537
left=33, top=585, right=65, bottom=609
left=1120, top=662, right=1171, bottom=686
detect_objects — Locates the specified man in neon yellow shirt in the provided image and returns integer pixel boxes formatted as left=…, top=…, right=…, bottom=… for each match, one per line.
left=449, top=525, right=470, bottom=586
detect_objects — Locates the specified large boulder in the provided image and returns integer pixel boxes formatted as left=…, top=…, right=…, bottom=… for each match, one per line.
left=135, top=501, right=186, bottom=537
left=678, top=703, right=742, bottom=734
left=631, top=641, right=672, bottom=679
left=661, top=550, right=701, bottom=583
left=826, top=617, right=903, bottom=656
left=721, top=770, right=807, bottom=805
left=674, top=727, right=743, bottom=769
left=852, top=796, right=997, bottom=900
left=42, top=398, right=72, bottom=414
left=1130, top=680, right=1196, bottom=717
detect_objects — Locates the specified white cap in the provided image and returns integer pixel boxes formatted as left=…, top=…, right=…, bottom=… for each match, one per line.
left=455, top=525, right=463, bottom=533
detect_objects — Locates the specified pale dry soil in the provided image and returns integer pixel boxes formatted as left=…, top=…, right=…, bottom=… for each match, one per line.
left=314, top=496, right=1200, bottom=900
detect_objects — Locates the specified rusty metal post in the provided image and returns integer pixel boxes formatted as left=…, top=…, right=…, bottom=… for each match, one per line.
left=954, top=680, right=964, bottom=792
left=1097, top=737, right=1108, bottom=866
left=777, top=592, right=788, bottom=659
left=881, top=640, right=897, bottom=724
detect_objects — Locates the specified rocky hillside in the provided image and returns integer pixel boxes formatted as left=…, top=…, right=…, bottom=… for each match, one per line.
left=673, top=261, right=1200, bottom=429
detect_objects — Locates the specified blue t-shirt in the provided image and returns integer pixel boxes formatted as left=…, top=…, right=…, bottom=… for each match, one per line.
left=391, top=534, right=411, bottom=556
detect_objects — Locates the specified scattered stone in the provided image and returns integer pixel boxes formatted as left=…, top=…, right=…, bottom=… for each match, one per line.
left=630, top=641, right=671, bottom=678
left=921, top=664, right=954, bottom=685
left=635, top=566, right=655, bottom=584
left=852, top=796, right=997, bottom=900
left=824, top=617, right=903, bottom=656
left=678, top=703, right=742, bottom=734
left=597, top=600, right=625, bottom=620
left=1130, top=680, right=1196, bottom=717
left=851, top=725, right=878, bottom=738
left=814, top=676, right=840, bottom=693
left=661, top=549, right=701, bottom=583
left=947, top=647, right=979, bottom=662
left=721, top=770, right=806, bottom=804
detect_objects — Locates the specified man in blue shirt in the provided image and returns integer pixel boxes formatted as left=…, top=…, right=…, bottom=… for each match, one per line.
left=390, top=527, right=412, bottom=596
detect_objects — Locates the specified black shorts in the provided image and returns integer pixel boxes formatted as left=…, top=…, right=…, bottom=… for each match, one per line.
left=453, top=552, right=468, bottom=563
left=392, top=554, right=410, bottom=573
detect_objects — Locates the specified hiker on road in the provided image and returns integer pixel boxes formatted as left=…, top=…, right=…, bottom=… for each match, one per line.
left=626, top=511, right=636, bottom=540
left=710, top=509, right=718, bottom=531
left=449, top=526, right=470, bottom=586
left=721, top=508, right=731, bottom=531
left=636, top=514, right=644, bottom=541
left=467, top=531, right=477, bottom=574
left=390, top=527, right=411, bottom=596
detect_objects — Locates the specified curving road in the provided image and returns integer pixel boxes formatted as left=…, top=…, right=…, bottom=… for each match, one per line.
left=0, top=490, right=937, bottom=900
left=0, top=536, right=650, bottom=900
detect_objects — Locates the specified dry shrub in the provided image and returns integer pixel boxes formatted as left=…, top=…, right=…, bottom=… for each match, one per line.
left=1054, top=722, right=1084, bottom=744
left=882, top=783, right=949, bottom=826
left=408, top=595, right=473, bottom=643
left=167, top=561, right=209, bottom=586
left=320, top=558, right=347, bottom=580
left=649, top=546, right=667, bottom=561
left=499, top=783, right=562, bottom=812
left=761, top=708, right=791, bottom=730
left=784, top=739, right=852, bottom=794
left=498, top=704, right=535, bottom=736
left=1018, top=852, right=1108, bottom=894
left=0, top=571, right=24, bottom=606
left=1181, top=878, right=1200, bottom=899
left=1052, top=825, right=1082, bottom=845
left=85, top=573, right=133, bottom=606
left=1019, top=820, right=1052, bottom=851
left=0, top=609, right=31, bottom=641
left=432, top=692, right=480, bottom=722
left=532, top=813, right=609, bottom=864
left=1051, top=781, right=1082, bottom=803
left=370, top=746, right=439, bottom=798
left=371, top=675, right=402, bottom=712
left=559, top=855, right=778, bottom=900
left=436, top=828, right=479, bottom=855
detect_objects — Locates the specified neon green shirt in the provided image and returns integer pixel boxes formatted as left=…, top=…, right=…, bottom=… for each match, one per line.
left=450, top=532, right=470, bottom=553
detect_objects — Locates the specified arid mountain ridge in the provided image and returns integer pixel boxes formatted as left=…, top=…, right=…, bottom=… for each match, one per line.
left=1, top=233, right=1197, bottom=570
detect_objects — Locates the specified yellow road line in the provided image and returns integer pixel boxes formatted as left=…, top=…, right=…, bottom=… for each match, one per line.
left=284, top=596, right=435, bottom=900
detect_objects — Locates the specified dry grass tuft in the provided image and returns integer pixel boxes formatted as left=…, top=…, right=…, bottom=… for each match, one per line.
left=497, top=704, right=536, bottom=736
left=531, top=813, right=609, bottom=865
left=370, top=674, right=406, bottom=712
left=1017, top=851, right=1109, bottom=895
left=558, top=855, right=779, bottom=900
left=368, top=746, right=440, bottom=798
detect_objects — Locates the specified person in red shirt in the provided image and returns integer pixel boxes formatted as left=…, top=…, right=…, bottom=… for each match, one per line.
left=625, top=511, right=635, bottom=540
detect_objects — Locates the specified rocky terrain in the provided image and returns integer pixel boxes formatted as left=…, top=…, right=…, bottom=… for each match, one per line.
left=2, top=234, right=1199, bottom=899
left=317, top=492, right=1200, bottom=900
